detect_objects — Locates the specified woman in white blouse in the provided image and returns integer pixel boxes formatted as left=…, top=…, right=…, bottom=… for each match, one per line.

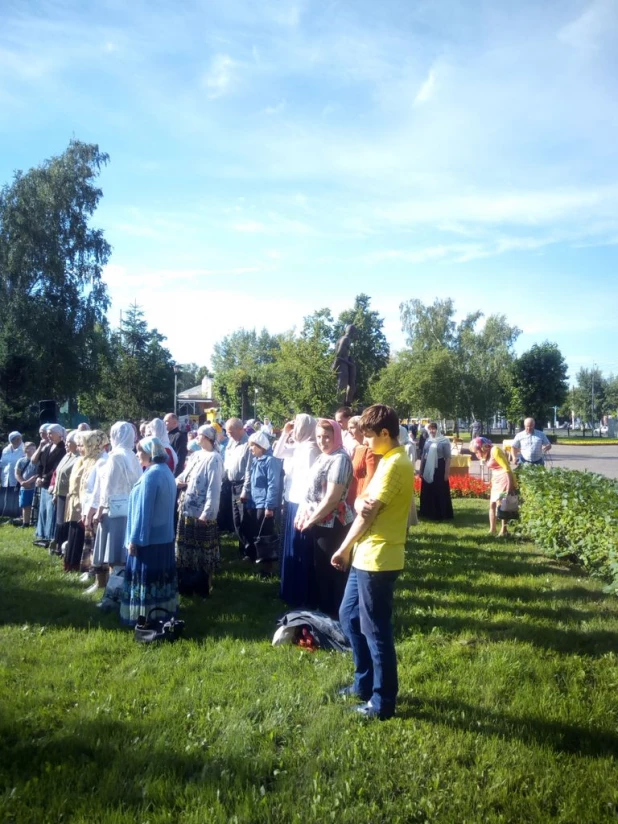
left=91, top=422, right=142, bottom=587
left=273, top=414, right=321, bottom=607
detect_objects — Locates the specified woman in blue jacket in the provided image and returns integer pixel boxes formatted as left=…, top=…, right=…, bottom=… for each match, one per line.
left=120, top=437, right=178, bottom=625
left=245, top=431, right=282, bottom=575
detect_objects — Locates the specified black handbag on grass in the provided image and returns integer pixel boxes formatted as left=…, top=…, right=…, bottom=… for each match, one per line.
left=134, top=608, right=185, bottom=644
left=254, top=515, right=280, bottom=563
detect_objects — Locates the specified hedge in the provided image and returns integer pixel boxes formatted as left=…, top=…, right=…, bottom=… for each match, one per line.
left=515, top=466, right=618, bottom=593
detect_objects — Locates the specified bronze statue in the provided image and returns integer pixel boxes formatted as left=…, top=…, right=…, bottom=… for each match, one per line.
left=332, top=324, right=357, bottom=404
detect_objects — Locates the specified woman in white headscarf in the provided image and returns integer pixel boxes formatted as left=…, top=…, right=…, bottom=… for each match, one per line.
left=274, top=414, right=321, bottom=607
left=419, top=421, right=454, bottom=521
left=399, top=425, right=419, bottom=527
left=91, top=422, right=142, bottom=587
left=149, top=418, right=177, bottom=473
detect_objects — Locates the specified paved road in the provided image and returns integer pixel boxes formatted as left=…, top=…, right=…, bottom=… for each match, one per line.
left=547, top=444, right=618, bottom=479
left=466, top=444, right=618, bottom=480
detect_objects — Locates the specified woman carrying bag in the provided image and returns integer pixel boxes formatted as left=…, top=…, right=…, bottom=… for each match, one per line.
left=245, top=431, right=282, bottom=578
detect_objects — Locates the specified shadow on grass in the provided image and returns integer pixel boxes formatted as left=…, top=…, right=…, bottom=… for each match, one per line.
left=397, top=694, right=618, bottom=758
left=0, top=711, right=278, bottom=816
left=0, top=537, right=284, bottom=642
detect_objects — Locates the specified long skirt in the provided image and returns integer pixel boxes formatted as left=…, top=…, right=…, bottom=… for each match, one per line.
left=280, top=501, right=318, bottom=608
left=419, top=458, right=454, bottom=521
left=92, top=514, right=128, bottom=568
left=79, top=527, right=95, bottom=573
left=36, top=488, right=56, bottom=541
left=54, top=496, right=70, bottom=548
left=311, top=520, right=351, bottom=619
left=64, top=521, right=85, bottom=572
left=120, top=540, right=178, bottom=626
left=176, top=516, right=220, bottom=596
left=0, top=486, right=20, bottom=519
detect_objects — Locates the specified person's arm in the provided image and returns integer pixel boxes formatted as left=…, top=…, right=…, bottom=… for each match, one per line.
left=240, top=449, right=252, bottom=501
left=300, top=482, right=346, bottom=530
left=443, top=441, right=451, bottom=480
left=273, top=423, right=294, bottom=459
left=200, top=457, right=222, bottom=522
left=174, top=433, right=188, bottom=477
left=127, top=475, right=156, bottom=547
left=541, top=433, right=551, bottom=452
left=331, top=499, right=384, bottom=570
left=264, top=458, right=282, bottom=516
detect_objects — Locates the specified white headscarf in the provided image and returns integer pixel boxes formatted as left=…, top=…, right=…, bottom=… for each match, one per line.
left=148, top=417, right=177, bottom=470
left=422, top=427, right=449, bottom=483
left=99, top=422, right=142, bottom=508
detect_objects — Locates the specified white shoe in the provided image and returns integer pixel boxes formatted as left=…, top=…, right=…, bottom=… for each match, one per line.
left=83, top=582, right=98, bottom=595
left=79, top=572, right=93, bottom=583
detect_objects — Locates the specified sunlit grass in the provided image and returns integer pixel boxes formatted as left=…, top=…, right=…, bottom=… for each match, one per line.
left=1, top=502, right=618, bottom=823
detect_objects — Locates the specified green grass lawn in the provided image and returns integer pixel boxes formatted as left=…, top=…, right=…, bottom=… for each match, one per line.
left=1, top=502, right=618, bottom=823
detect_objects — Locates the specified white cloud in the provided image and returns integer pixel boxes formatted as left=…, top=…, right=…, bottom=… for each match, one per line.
left=414, top=67, right=436, bottom=104
left=558, top=0, right=617, bottom=52
left=203, top=54, right=236, bottom=99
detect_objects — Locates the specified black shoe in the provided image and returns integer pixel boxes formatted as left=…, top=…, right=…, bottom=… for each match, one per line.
left=33, top=540, right=49, bottom=548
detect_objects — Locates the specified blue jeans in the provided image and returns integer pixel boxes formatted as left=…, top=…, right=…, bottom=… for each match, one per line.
left=36, top=488, right=55, bottom=541
left=339, top=567, right=400, bottom=718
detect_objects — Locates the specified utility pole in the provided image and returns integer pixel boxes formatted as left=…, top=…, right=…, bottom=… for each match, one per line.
left=591, top=363, right=596, bottom=428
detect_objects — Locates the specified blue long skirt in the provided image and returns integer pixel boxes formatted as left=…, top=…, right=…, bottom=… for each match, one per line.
left=120, top=540, right=178, bottom=626
left=279, top=502, right=318, bottom=609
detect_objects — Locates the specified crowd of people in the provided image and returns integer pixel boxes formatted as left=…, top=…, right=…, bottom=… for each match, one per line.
left=0, top=408, right=551, bottom=719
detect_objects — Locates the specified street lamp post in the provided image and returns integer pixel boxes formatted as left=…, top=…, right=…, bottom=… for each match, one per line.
left=173, top=365, right=179, bottom=417
left=254, top=387, right=258, bottom=420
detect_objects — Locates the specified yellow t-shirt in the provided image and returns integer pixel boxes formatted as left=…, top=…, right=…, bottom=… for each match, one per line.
left=352, top=446, right=415, bottom=572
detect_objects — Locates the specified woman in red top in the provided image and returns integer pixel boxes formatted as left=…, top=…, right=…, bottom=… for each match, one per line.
left=346, top=416, right=380, bottom=507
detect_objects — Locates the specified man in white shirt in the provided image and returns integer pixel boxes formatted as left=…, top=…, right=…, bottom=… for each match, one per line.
left=511, top=418, right=551, bottom=465
left=224, top=418, right=253, bottom=558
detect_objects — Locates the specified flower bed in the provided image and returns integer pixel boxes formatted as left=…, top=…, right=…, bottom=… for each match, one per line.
left=414, top=475, right=490, bottom=499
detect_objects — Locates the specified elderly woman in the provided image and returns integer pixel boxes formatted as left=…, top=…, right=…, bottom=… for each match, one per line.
left=245, top=430, right=282, bottom=577
left=91, top=422, right=142, bottom=587
left=274, top=414, right=321, bottom=607
left=120, top=437, right=178, bottom=625
left=63, top=430, right=108, bottom=573
left=470, top=437, right=516, bottom=536
left=1, top=431, right=24, bottom=519
left=175, top=424, right=223, bottom=597
left=149, top=418, right=177, bottom=472
left=51, top=430, right=79, bottom=553
left=296, top=419, right=354, bottom=618
left=346, top=415, right=380, bottom=507
left=419, top=421, right=454, bottom=521
left=34, top=424, right=66, bottom=547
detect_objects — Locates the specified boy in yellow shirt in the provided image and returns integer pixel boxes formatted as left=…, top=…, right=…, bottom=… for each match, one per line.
left=332, top=404, right=414, bottom=719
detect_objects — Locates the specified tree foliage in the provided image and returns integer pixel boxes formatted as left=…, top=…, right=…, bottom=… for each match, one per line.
left=392, top=298, right=520, bottom=425
left=509, top=342, right=569, bottom=427
left=80, top=303, right=174, bottom=423
left=212, top=329, right=281, bottom=420
left=0, top=140, right=111, bottom=430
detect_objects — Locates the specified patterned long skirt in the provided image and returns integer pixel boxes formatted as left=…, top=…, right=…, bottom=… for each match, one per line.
left=120, top=541, right=178, bottom=626
left=176, top=516, right=220, bottom=597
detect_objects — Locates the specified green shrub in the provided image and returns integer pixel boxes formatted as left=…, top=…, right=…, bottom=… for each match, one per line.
left=516, top=466, right=618, bottom=592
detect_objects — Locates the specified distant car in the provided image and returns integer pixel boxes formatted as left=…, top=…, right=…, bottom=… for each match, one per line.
left=593, top=425, right=609, bottom=436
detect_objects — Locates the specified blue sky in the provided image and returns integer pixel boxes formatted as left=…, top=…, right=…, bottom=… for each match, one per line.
left=1, top=0, right=617, bottom=383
